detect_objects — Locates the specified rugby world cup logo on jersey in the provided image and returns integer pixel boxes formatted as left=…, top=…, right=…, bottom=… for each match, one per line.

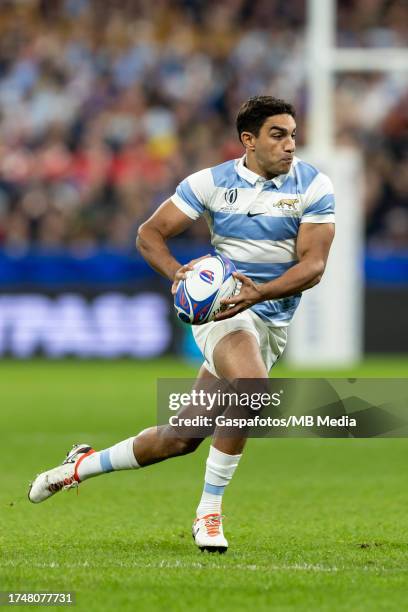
left=224, top=188, right=238, bottom=205
left=220, top=188, right=239, bottom=212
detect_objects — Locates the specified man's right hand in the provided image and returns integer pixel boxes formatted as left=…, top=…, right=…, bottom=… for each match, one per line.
left=171, top=255, right=212, bottom=295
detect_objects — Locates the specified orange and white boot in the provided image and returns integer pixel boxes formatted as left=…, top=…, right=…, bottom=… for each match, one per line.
left=28, top=444, right=95, bottom=503
left=192, top=513, right=228, bottom=553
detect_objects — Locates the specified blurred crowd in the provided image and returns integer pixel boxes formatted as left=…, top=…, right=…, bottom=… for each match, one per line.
left=0, top=0, right=406, bottom=251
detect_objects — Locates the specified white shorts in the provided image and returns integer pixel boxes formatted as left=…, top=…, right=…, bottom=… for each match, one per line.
left=192, top=309, right=288, bottom=377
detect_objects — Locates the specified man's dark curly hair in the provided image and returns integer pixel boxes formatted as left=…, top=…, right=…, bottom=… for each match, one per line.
left=236, top=96, right=296, bottom=143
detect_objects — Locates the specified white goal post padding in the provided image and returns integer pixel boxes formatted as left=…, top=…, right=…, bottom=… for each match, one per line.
left=286, top=147, right=364, bottom=366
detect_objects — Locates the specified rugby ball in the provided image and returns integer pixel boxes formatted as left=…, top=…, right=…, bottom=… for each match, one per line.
left=174, top=255, right=237, bottom=325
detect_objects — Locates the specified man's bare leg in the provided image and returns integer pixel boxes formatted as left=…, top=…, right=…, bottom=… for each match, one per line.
left=194, top=330, right=267, bottom=542
left=213, top=329, right=268, bottom=451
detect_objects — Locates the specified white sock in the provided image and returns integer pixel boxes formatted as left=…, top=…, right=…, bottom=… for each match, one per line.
left=196, top=446, right=242, bottom=517
left=77, top=437, right=139, bottom=482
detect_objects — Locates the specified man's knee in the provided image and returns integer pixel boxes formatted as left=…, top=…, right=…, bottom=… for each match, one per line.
left=160, top=428, right=203, bottom=457
left=178, top=436, right=202, bottom=455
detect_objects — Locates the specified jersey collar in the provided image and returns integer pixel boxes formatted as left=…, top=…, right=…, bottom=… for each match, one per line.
left=235, top=154, right=291, bottom=188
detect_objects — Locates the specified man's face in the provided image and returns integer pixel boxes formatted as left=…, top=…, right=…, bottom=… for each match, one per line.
left=243, top=114, right=296, bottom=178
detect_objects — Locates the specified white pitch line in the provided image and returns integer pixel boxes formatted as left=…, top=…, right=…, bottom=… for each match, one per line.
left=2, top=560, right=406, bottom=573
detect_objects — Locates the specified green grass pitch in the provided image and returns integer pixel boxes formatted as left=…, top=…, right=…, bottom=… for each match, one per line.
left=1, top=356, right=408, bottom=611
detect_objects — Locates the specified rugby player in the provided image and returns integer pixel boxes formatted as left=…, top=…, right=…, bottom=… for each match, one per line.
left=29, top=96, right=335, bottom=553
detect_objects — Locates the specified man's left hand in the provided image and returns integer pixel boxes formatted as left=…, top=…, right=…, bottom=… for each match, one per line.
left=214, top=272, right=264, bottom=321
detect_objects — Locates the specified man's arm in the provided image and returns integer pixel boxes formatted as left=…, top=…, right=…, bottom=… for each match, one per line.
left=136, top=199, right=209, bottom=293
left=259, top=221, right=335, bottom=298
left=215, top=222, right=335, bottom=320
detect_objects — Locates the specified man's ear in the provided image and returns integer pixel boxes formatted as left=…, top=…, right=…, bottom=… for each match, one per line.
left=240, top=131, right=256, bottom=151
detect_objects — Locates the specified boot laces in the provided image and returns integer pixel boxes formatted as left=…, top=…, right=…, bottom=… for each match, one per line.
left=203, top=514, right=223, bottom=537
left=48, top=476, right=78, bottom=493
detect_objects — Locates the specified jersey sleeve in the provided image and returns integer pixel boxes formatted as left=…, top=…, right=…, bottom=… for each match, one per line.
left=171, top=168, right=213, bottom=220
left=300, top=172, right=335, bottom=224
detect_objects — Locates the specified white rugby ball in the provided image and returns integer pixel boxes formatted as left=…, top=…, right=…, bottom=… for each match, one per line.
left=174, top=255, right=237, bottom=325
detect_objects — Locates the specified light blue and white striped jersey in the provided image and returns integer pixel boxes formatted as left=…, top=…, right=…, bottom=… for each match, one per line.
left=171, top=155, right=335, bottom=327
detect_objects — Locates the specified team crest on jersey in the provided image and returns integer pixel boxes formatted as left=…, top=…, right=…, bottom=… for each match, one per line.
left=273, top=198, right=299, bottom=210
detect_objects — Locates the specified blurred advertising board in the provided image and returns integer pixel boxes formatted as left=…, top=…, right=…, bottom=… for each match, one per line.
left=0, top=289, right=175, bottom=358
